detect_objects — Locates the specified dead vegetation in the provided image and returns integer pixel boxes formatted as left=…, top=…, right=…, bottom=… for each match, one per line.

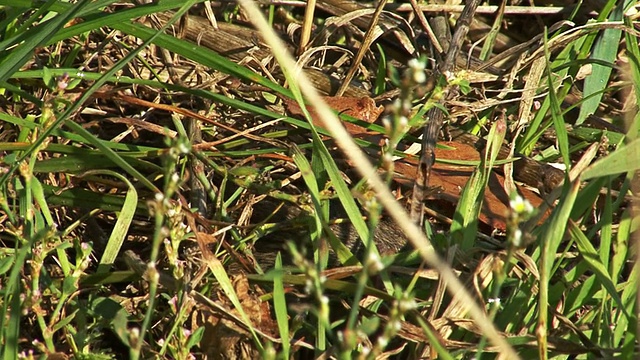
left=0, top=0, right=638, bottom=358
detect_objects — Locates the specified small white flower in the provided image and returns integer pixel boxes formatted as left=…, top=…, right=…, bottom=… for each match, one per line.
left=377, top=335, right=389, bottom=348
left=382, top=116, right=392, bottom=133
left=510, top=194, right=533, bottom=215
left=511, top=228, right=523, bottom=247
left=407, top=58, right=427, bottom=83
left=397, top=297, right=417, bottom=312
left=366, top=252, right=384, bottom=274
left=178, top=143, right=190, bottom=154
left=319, top=295, right=329, bottom=306
left=398, top=115, right=408, bottom=129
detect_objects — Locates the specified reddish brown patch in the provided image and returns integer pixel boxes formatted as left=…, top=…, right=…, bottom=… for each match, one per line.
left=393, top=141, right=546, bottom=231
left=283, top=96, right=383, bottom=137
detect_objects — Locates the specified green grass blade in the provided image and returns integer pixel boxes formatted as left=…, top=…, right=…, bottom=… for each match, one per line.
left=32, top=153, right=162, bottom=174
left=272, top=253, right=290, bottom=357
left=537, top=180, right=580, bottom=358
left=30, top=176, right=54, bottom=227
left=62, top=121, right=159, bottom=192
left=110, top=21, right=290, bottom=96
left=42, top=183, right=147, bottom=214
left=618, top=264, right=638, bottom=356
left=581, top=137, right=640, bottom=180
left=479, top=0, right=505, bottom=61
left=450, top=118, right=505, bottom=250
left=291, top=146, right=357, bottom=265
left=568, top=221, right=630, bottom=319
left=94, top=171, right=138, bottom=273
left=0, top=0, right=93, bottom=84
left=0, top=229, right=37, bottom=359
left=206, top=254, right=264, bottom=352
left=576, top=3, right=626, bottom=125
left=544, top=29, right=571, bottom=170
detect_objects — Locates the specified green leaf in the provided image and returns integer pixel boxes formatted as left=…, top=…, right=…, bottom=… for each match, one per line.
left=89, top=296, right=130, bottom=347
left=450, top=118, right=505, bottom=250
left=94, top=171, right=138, bottom=273
left=272, top=253, right=290, bottom=358
left=544, top=29, right=571, bottom=170
left=581, top=137, right=640, bottom=180
left=576, top=2, right=628, bottom=125
left=0, top=0, right=93, bottom=84
left=568, top=221, right=630, bottom=319
left=291, top=146, right=357, bottom=266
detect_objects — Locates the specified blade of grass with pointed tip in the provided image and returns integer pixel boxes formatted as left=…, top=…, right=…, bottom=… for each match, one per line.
left=618, top=261, right=638, bottom=357
left=537, top=180, right=579, bottom=358
left=581, top=137, right=640, bottom=180
left=568, top=221, right=630, bottom=319
left=479, top=0, right=505, bottom=61
left=204, top=252, right=264, bottom=352
left=450, top=118, right=505, bottom=250
left=30, top=177, right=54, bottom=227
left=292, top=146, right=358, bottom=266
left=576, top=2, right=628, bottom=125
left=91, top=171, right=138, bottom=273
left=0, top=0, right=94, bottom=84
left=273, top=254, right=290, bottom=358
left=544, top=29, right=572, bottom=170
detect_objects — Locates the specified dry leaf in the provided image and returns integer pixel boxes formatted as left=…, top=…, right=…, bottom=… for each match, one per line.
left=198, top=274, right=278, bottom=359
left=394, top=141, right=546, bottom=231
left=283, top=95, right=384, bottom=137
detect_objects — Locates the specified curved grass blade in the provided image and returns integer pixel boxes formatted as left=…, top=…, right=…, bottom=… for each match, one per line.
left=88, top=171, right=139, bottom=273
left=111, top=21, right=290, bottom=96
left=450, top=117, right=505, bottom=250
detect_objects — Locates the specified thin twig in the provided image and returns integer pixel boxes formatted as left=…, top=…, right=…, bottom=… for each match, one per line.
left=410, top=0, right=481, bottom=225
left=386, top=4, right=568, bottom=15
left=299, top=0, right=316, bottom=54
left=409, top=0, right=443, bottom=54
left=335, top=0, right=388, bottom=96
left=254, top=1, right=568, bottom=15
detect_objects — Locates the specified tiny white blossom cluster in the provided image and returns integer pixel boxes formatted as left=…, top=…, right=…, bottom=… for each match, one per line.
left=510, top=194, right=534, bottom=216
left=407, top=58, right=427, bottom=84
